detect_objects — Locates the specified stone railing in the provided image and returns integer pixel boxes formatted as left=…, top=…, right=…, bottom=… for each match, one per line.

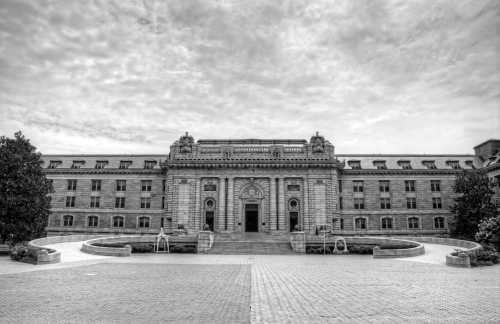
left=304, top=235, right=425, bottom=258
left=290, top=231, right=306, bottom=253
left=197, top=231, right=214, bottom=253
left=81, top=235, right=198, bottom=256
left=28, top=234, right=107, bottom=264
left=401, top=236, right=483, bottom=268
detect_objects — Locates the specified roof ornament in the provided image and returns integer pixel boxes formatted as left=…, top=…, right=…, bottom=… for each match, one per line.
left=179, top=132, right=194, bottom=154
left=310, top=131, right=325, bottom=153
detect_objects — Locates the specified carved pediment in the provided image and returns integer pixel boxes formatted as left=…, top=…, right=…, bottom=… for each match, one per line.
left=239, top=183, right=264, bottom=200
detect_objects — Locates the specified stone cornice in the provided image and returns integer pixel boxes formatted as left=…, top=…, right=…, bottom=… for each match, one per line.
left=163, top=159, right=344, bottom=169
left=43, top=168, right=163, bottom=175
left=341, top=169, right=464, bottom=176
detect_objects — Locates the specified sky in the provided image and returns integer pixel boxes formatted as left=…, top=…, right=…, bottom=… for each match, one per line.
left=0, top=0, right=499, bottom=155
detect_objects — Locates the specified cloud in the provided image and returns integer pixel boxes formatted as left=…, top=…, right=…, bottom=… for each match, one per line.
left=0, top=0, right=498, bottom=154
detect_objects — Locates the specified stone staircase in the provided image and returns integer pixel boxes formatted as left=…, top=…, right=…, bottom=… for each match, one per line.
left=207, top=233, right=296, bottom=255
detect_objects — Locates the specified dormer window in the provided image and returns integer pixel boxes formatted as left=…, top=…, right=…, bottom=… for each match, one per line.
left=422, top=160, right=437, bottom=169
left=465, top=160, right=475, bottom=169
left=348, top=160, right=361, bottom=170
left=397, top=160, right=412, bottom=170
left=71, top=160, right=85, bottom=169
left=48, top=160, right=62, bottom=169
left=373, top=160, right=387, bottom=170
left=95, top=160, right=108, bottom=169
left=144, top=160, right=157, bottom=169
left=119, top=160, right=132, bottom=169
left=446, top=160, right=461, bottom=169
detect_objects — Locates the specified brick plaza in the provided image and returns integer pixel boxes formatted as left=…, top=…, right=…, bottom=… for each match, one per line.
left=1, top=252, right=499, bottom=323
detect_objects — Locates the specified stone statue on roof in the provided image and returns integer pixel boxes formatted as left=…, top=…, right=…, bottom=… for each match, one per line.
left=179, top=132, right=194, bottom=153
left=310, top=131, right=325, bottom=153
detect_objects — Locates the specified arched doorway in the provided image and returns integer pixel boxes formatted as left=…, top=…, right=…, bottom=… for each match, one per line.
left=204, top=198, right=216, bottom=231
left=239, top=181, right=264, bottom=233
left=288, top=198, right=300, bottom=231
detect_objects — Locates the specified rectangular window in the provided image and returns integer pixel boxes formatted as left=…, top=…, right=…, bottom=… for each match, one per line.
left=88, top=216, right=98, bottom=227
left=95, top=160, right=108, bottom=169
left=204, top=184, right=217, bottom=191
left=373, top=160, right=387, bottom=170
left=116, top=180, right=127, bottom=191
left=65, top=196, right=75, bottom=207
left=141, top=180, right=152, bottom=192
left=113, top=216, right=124, bottom=228
left=348, top=160, right=361, bottom=169
left=405, top=180, right=415, bottom=192
left=434, top=217, right=445, bottom=229
left=406, top=197, right=417, bottom=209
left=408, top=217, right=419, bottom=229
left=340, top=218, right=344, bottom=230
left=141, top=197, right=151, bottom=208
left=379, top=180, right=390, bottom=192
left=423, top=160, right=437, bottom=169
left=139, top=217, right=150, bottom=228
left=162, top=180, right=166, bottom=192
left=119, top=160, right=132, bottom=169
left=353, top=181, right=364, bottom=193
left=90, top=196, right=100, bottom=208
left=144, top=160, right=157, bottom=169
left=339, top=197, right=343, bottom=210
left=287, top=184, right=300, bottom=191
left=354, top=198, right=364, bottom=209
left=338, top=180, right=342, bottom=193
left=63, top=215, right=73, bottom=227
left=380, top=198, right=391, bottom=209
left=67, top=179, right=77, bottom=191
left=91, top=180, right=101, bottom=191
left=431, top=180, right=441, bottom=192
left=71, top=160, right=85, bottom=169
left=432, top=197, right=442, bottom=209
left=355, top=218, right=367, bottom=230
left=48, top=160, right=62, bottom=169
left=381, top=218, right=393, bottom=229
left=115, top=197, right=125, bottom=208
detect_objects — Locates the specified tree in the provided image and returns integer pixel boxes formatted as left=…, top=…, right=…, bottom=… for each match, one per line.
left=0, top=131, right=52, bottom=243
left=475, top=215, right=500, bottom=251
left=449, top=170, right=497, bottom=240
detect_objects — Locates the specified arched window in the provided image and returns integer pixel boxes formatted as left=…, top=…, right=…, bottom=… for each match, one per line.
left=139, top=216, right=150, bottom=228
left=355, top=217, right=367, bottom=230
left=113, top=216, right=124, bottom=228
left=63, top=215, right=73, bottom=227
left=381, top=217, right=392, bottom=229
left=408, top=217, right=419, bottom=229
left=434, top=217, right=445, bottom=229
left=88, top=216, right=98, bottom=227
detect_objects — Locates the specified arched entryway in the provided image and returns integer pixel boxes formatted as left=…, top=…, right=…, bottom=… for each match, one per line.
left=288, top=198, right=300, bottom=232
left=239, top=181, right=264, bottom=233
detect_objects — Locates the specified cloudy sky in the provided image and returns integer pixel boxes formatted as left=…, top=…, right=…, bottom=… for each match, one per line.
left=0, top=0, right=499, bottom=154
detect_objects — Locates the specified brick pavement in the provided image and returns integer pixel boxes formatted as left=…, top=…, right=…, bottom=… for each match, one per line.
left=0, top=254, right=499, bottom=323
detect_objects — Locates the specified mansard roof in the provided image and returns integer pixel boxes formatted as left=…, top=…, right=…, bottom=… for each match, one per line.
left=336, top=154, right=477, bottom=170
left=41, top=154, right=165, bottom=170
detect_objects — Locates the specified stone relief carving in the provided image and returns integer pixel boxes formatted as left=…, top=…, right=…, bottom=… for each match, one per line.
left=310, top=131, right=325, bottom=153
left=179, top=132, right=194, bottom=153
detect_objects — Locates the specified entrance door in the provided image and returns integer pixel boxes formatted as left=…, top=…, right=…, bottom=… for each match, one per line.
left=245, top=204, right=259, bottom=232
left=289, top=212, right=299, bottom=232
left=205, top=211, right=214, bottom=231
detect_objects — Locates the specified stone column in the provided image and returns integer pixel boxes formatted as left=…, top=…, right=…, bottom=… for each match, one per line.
left=227, top=177, right=234, bottom=232
left=194, top=178, right=201, bottom=231
left=218, top=177, right=225, bottom=232
left=303, top=176, right=310, bottom=233
left=270, top=177, right=277, bottom=232
left=278, top=178, right=286, bottom=232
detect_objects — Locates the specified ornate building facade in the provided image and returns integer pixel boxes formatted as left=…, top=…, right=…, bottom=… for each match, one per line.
left=43, top=134, right=500, bottom=236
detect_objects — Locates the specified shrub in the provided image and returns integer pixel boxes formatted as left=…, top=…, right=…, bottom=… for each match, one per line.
left=10, top=245, right=37, bottom=264
left=475, top=215, right=500, bottom=251
left=347, top=244, right=374, bottom=255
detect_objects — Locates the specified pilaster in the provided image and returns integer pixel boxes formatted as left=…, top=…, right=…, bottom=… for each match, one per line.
left=278, top=177, right=286, bottom=231
left=218, top=177, right=225, bottom=232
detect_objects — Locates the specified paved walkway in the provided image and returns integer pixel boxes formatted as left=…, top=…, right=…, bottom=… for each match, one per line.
left=0, top=242, right=499, bottom=323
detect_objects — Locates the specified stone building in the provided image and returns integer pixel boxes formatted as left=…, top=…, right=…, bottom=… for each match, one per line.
left=43, top=133, right=500, bottom=236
